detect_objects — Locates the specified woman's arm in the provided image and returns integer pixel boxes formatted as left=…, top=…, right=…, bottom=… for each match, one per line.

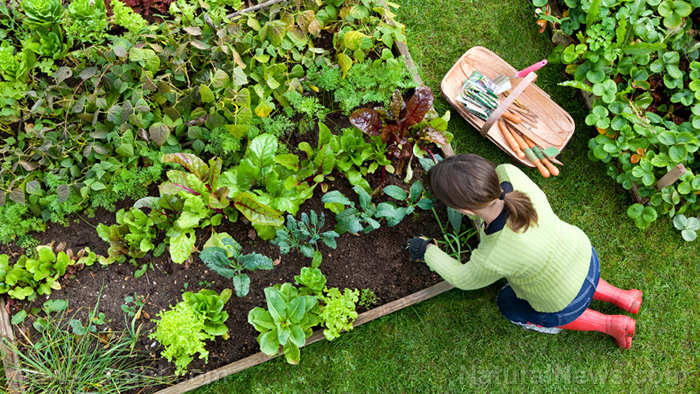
left=424, top=244, right=503, bottom=290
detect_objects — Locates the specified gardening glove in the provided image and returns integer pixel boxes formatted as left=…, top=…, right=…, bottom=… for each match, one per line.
left=406, top=237, right=435, bottom=262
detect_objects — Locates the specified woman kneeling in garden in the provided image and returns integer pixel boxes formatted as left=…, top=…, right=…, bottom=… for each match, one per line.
left=408, top=154, right=642, bottom=349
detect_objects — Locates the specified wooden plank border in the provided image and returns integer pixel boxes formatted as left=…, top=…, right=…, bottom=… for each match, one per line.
left=0, top=297, right=23, bottom=393
left=153, top=281, right=455, bottom=394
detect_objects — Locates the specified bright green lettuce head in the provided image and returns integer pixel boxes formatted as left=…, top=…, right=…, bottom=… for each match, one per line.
left=0, top=42, right=19, bottom=81
left=20, top=0, right=64, bottom=27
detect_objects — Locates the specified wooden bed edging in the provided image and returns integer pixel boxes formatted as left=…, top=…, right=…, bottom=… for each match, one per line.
left=153, top=280, right=455, bottom=394
left=0, top=297, right=23, bottom=394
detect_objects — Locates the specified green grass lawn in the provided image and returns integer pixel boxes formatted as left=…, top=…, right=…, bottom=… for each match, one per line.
left=192, top=0, right=700, bottom=392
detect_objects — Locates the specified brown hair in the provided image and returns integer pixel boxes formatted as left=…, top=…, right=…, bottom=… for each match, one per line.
left=426, top=154, right=538, bottom=232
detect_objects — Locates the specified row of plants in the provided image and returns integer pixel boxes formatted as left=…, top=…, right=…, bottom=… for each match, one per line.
left=0, top=0, right=419, bottom=247
left=533, top=0, right=700, bottom=235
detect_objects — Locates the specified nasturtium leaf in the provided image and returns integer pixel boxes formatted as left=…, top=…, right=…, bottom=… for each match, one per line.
left=627, top=203, right=644, bottom=219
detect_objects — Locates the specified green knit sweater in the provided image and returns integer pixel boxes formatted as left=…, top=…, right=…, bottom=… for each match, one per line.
left=424, top=164, right=592, bottom=313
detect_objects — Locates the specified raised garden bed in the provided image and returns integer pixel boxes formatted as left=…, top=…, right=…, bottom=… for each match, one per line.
left=0, top=1, right=471, bottom=391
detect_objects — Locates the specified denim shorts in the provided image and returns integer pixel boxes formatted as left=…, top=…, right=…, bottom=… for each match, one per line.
left=496, top=247, right=601, bottom=328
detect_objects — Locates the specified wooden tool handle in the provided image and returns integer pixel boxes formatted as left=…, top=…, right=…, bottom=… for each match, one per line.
left=498, top=120, right=525, bottom=159
left=510, top=127, right=550, bottom=178
left=523, top=135, right=559, bottom=176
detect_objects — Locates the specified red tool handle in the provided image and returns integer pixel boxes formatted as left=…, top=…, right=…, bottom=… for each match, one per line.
left=514, top=60, right=548, bottom=78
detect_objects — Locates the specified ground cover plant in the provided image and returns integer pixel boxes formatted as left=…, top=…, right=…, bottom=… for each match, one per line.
left=0, top=0, right=463, bottom=390
left=532, top=0, right=700, bottom=234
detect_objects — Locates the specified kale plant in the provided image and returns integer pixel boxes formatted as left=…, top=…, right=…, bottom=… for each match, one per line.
left=271, top=210, right=339, bottom=267
left=198, top=231, right=274, bottom=297
left=322, top=186, right=381, bottom=235
left=375, top=181, right=433, bottom=227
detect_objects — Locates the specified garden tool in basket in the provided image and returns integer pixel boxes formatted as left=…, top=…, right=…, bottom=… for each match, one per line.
left=492, top=59, right=548, bottom=94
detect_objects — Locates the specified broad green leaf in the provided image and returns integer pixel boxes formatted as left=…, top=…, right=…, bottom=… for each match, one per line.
left=234, top=192, right=283, bottom=227
left=383, top=185, right=407, bottom=201
left=233, top=274, right=250, bottom=297
left=337, top=52, right=353, bottom=78
left=199, top=85, right=215, bottom=103
left=170, top=230, right=196, bottom=264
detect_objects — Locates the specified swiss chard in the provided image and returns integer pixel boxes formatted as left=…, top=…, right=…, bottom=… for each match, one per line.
left=350, top=86, right=451, bottom=177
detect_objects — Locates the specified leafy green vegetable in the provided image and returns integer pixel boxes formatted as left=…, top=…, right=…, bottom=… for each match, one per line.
left=20, top=0, right=63, bottom=27
left=318, top=287, right=359, bottom=341
left=248, top=283, right=321, bottom=365
left=149, top=302, right=213, bottom=376
left=271, top=210, right=339, bottom=266
left=199, top=231, right=274, bottom=297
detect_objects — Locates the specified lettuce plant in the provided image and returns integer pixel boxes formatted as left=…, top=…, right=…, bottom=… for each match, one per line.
left=150, top=288, right=231, bottom=375
left=96, top=207, right=161, bottom=263
left=26, top=26, right=71, bottom=60
left=294, top=267, right=326, bottom=296
left=0, top=245, right=97, bottom=301
left=111, top=0, right=147, bottom=33
left=149, top=301, right=212, bottom=376
left=248, top=283, right=321, bottom=364
left=20, top=0, right=64, bottom=27
left=318, top=287, right=359, bottom=341
left=198, top=231, right=274, bottom=297
left=182, top=288, right=232, bottom=337
left=64, top=0, right=108, bottom=44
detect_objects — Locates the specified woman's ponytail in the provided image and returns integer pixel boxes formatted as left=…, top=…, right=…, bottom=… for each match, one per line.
left=502, top=191, right=538, bottom=233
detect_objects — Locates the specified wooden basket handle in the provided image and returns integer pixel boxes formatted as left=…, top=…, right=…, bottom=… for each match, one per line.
left=479, top=72, right=537, bottom=137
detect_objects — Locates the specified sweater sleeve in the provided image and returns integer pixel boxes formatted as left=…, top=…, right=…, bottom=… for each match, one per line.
left=423, top=243, right=503, bottom=290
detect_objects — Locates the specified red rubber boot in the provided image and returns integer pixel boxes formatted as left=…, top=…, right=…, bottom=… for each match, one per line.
left=594, top=279, right=643, bottom=314
left=557, top=309, right=636, bottom=349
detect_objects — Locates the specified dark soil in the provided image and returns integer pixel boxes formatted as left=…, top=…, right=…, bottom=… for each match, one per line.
left=1, top=112, right=475, bottom=391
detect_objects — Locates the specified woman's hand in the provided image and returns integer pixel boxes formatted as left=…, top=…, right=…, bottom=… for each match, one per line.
left=406, top=237, right=435, bottom=262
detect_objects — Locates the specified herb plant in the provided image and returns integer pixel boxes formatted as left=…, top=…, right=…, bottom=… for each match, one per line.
left=198, top=231, right=274, bottom=297
left=3, top=300, right=168, bottom=393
